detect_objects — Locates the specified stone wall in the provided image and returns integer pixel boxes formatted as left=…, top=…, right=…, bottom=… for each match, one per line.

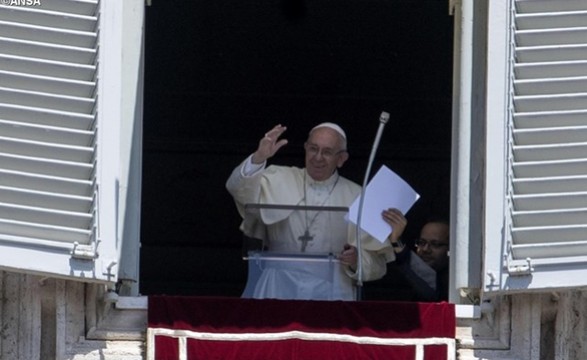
left=0, top=271, right=145, bottom=360
left=458, top=291, right=587, bottom=360
left=4, top=269, right=587, bottom=360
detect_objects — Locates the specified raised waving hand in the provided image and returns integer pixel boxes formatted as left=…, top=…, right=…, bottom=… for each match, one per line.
left=251, top=124, right=289, bottom=164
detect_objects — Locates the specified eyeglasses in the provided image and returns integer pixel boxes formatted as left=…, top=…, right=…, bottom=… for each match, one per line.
left=415, top=238, right=449, bottom=250
left=304, top=143, right=346, bottom=159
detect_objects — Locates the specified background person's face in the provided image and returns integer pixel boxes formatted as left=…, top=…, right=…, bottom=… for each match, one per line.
left=304, top=127, right=348, bottom=181
left=416, top=222, right=450, bottom=271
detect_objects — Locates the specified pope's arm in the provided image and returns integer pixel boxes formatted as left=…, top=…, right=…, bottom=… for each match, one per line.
left=226, top=156, right=265, bottom=217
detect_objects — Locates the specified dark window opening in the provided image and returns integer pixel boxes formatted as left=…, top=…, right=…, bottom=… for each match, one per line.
left=140, top=0, right=453, bottom=301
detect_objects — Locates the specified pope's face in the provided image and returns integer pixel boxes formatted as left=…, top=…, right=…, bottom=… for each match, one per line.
left=304, top=127, right=348, bottom=181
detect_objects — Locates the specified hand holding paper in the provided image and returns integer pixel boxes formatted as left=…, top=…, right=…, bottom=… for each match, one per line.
left=347, top=165, right=420, bottom=243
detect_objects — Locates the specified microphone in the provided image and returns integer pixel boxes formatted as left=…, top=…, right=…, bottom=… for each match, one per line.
left=379, top=111, right=390, bottom=125
left=355, top=111, right=390, bottom=300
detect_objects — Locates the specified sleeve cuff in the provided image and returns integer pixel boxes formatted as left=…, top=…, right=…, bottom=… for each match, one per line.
left=242, top=155, right=266, bottom=176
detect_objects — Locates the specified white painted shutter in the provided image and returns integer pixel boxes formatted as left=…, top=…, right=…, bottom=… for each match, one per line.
left=0, top=0, right=124, bottom=282
left=484, top=0, right=587, bottom=293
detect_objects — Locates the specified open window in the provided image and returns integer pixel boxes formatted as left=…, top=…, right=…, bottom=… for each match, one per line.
left=0, top=0, right=142, bottom=286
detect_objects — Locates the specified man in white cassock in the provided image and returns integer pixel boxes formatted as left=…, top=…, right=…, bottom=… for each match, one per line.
left=226, top=123, right=394, bottom=300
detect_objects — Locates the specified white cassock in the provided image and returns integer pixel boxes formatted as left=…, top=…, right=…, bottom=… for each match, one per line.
left=226, top=156, right=394, bottom=301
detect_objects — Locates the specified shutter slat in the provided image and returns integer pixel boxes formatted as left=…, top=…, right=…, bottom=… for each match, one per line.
left=514, top=176, right=587, bottom=194
left=0, top=153, right=93, bottom=179
left=513, top=208, right=587, bottom=227
left=0, top=119, right=94, bottom=146
left=0, top=37, right=96, bottom=64
left=0, top=169, right=92, bottom=196
left=514, top=143, right=587, bottom=161
left=0, top=6, right=97, bottom=32
left=0, top=70, right=96, bottom=97
left=516, top=11, right=587, bottom=30
left=511, top=240, right=587, bottom=259
left=512, top=192, right=587, bottom=211
left=515, top=60, right=587, bottom=79
left=0, top=20, right=97, bottom=48
left=0, top=54, right=96, bottom=81
left=512, top=225, right=587, bottom=244
left=514, top=109, right=587, bottom=128
left=513, top=158, right=587, bottom=178
left=0, top=137, right=94, bottom=163
left=0, top=87, right=95, bottom=113
left=516, top=28, right=587, bottom=46
left=0, top=104, right=94, bottom=130
left=513, top=126, right=587, bottom=145
left=0, top=203, right=92, bottom=229
left=516, top=44, right=587, bottom=63
left=514, top=93, right=587, bottom=112
left=36, top=0, right=99, bottom=16
left=514, top=76, right=587, bottom=95
left=0, top=186, right=92, bottom=212
left=0, top=219, right=91, bottom=244
left=517, top=0, right=587, bottom=14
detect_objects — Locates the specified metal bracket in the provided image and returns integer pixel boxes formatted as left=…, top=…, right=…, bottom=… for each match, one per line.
left=102, top=260, right=118, bottom=281
left=507, top=257, right=534, bottom=276
left=504, top=239, right=533, bottom=276
left=71, top=242, right=97, bottom=260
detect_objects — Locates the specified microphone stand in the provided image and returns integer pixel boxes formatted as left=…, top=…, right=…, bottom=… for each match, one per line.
left=355, top=111, right=390, bottom=301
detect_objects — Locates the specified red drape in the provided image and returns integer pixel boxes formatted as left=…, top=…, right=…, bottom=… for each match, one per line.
left=148, top=296, right=455, bottom=360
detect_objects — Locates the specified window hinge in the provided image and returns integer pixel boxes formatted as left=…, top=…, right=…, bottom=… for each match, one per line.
left=507, top=257, right=534, bottom=276
left=71, top=242, right=97, bottom=260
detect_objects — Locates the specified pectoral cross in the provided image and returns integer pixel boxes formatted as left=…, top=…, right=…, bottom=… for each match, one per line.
left=298, top=230, right=314, bottom=252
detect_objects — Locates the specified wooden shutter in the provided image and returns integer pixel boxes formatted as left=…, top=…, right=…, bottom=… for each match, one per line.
left=0, top=0, right=126, bottom=282
left=484, top=0, right=587, bottom=293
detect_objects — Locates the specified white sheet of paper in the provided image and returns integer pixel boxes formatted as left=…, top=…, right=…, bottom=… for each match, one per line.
left=347, top=165, right=420, bottom=243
